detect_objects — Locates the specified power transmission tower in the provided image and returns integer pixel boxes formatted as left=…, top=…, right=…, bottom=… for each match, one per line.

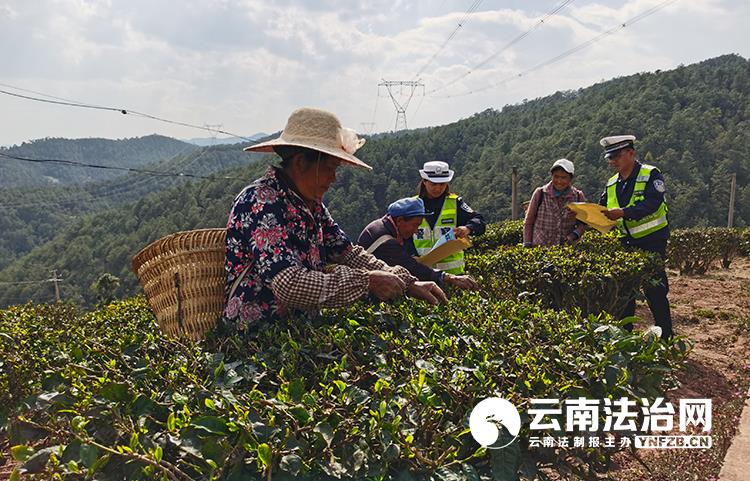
left=204, top=123, right=224, bottom=143
left=50, top=270, right=62, bottom=302
left=378, top=79, right=424, bottom=131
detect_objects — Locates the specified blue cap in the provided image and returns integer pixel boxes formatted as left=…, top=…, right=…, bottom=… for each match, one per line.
left=387, top=197, right=432, bottom=218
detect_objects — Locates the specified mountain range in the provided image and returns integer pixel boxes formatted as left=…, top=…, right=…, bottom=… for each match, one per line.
left=0, top=54, right=747, bottom=307
left=184, top=132, right=269, bottom=146
left=0, top=135, right=196, bottom=189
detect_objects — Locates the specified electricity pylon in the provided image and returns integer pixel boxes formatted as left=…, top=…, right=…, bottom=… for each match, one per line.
left=378, top=79, right=424, bottom=131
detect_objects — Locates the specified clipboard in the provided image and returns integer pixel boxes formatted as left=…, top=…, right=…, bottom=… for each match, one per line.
left=416, top=237, right=472, bottom=267
left=567, top=202, right=617, bottom=234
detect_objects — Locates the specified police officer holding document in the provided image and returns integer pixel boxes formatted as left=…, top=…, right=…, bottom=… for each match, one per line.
left=599, top=135, right=673, bottom=341
left=412, top=161, right=486, bottom=275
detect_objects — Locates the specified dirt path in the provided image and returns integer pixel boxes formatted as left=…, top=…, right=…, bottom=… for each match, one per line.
left=0, top=439, right=11, bottom=481
left=612, top=257, right=750, bottom=480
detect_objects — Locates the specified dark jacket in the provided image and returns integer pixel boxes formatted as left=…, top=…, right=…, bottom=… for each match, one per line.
left=358, top=215, right=444, bottom=284
left=599, top=160, right=669, bottom=254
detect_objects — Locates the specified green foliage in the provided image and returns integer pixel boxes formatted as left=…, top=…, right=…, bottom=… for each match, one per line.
left=467, top=232, right=661, bottom=319
left=469, top=220, right=524, bottom=251
left=740, top=228, right=750, bottom=257
left=1, top=296, right=687, bottom=480
left=91, top=273, right=121, bottom=306
left=667, top=227, right=745, bottom=274
left=0, top=142, right=259, bottom=274
left=2, top=54, right=750, bottom=306
left=714, top=228, right=744, bottom=268
left=0, top=158, right=267, bottom=307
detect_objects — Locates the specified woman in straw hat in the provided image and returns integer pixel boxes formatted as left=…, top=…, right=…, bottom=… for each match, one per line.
left=223, top=107, right=446, bottom=335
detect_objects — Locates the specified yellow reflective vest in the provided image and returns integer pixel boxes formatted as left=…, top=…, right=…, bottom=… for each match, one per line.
left=606, top=164, right=669, bottom=239
left=413, top=193, right=465, bottom=274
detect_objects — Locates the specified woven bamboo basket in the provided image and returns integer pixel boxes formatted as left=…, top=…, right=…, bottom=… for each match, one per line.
left=132, top=228, right=227, bottom=341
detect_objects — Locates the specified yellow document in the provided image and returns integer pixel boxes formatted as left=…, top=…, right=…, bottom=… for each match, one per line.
left=416, top=237, right=472, bottom=267
left=567, top=202, right=617, bottom=234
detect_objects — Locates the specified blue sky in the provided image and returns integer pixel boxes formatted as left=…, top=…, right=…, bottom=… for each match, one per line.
left=0, top=0, right=748, bottom=146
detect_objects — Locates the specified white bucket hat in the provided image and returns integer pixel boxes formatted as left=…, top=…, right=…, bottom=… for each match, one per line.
left=419, top=161, right=454, bottom=183
left=244, top=107, right=371, bottom=170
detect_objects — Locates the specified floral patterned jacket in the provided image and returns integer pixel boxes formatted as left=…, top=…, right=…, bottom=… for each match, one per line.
left=222, top=167, right=414, bottom=335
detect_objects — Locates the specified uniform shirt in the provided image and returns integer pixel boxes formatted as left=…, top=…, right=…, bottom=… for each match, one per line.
left=599, top=160, right=669, bottom=252
left=403, top=192, right=486, bottom=258
left=358, top=215, right=444, bottom=285
left=421, top=192, right=486, bottom=235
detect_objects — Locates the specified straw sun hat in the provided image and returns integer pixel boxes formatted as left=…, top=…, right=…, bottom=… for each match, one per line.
left=244, top=107, right=371, bottom=170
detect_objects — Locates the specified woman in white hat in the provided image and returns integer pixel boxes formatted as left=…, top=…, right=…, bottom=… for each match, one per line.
left=222, top=107, right=446, bottom=336
left=409, top=161, right=485, bottom=274
left=523, top=158, right=586, bottom=247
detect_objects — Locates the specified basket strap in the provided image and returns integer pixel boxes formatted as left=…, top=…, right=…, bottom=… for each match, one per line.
left=366, top=234, right=395, bottom=254
left=228, top=264, right=253, bottom=300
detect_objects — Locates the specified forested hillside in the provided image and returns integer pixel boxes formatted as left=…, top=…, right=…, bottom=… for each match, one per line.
left=0, top=134, right=196, bottom=188
left=0, top=143, right=263, bottom=271
left=0, top=54, right=748, bottom=306
left=332, top=54, right=750, bottom=231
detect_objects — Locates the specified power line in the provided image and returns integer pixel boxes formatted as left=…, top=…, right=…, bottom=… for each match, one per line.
left=0, top=147, right=224, bottom=210
left=376, top=0, right=483, bottom=130
left=413, top=0, right=485, bottom=79
left=0, top=136, right=201, bottom=200
left=0, top=145, right=203, bottom=209
left=412, top=92, right=427, bottom=120
left=366, top=0, right=482, bottom=132
left=0, top=83, right=260, bottom=143
left=0, top=148, right=254, bottom=211
left=0, top=152, right=219, bottom=210
left=0, top=81, right=114, bottom=109
left=427, top=0, right=575, bottom=95
left=430, top=0, right=680, bottom=99
left=0, top=279, right=57, bottom=285
left=413, top=0, right=572, bottom=124
left=368, top=85, right=381, bottom=132
left=0, top=151, right=240, bottom=180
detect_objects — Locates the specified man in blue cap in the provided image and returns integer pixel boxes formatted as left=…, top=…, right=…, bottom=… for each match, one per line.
left=599, top=134, right=673, bottom=341
left=358, top=197, right=478, bottom=290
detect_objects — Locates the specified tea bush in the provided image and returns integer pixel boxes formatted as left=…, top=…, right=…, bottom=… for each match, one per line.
left=470, top=220, right=523, bottom=251
left=467, top=238, right=661, bottom=319
left=667, top=227, right=744, bottom=274
left=714, top=228, right=744, bottom=268
left=2, top=296, right=687, bottom=481
left=739, top=228, right=750, bottom=257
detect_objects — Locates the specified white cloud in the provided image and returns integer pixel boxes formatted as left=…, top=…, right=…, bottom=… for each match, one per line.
left=0, top=0, right=748, bottom=146
left=0, top=3, right=18, bottom=19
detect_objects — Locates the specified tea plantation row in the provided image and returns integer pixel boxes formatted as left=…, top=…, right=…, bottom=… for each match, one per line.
left=1, top=231, right=690, bottom=481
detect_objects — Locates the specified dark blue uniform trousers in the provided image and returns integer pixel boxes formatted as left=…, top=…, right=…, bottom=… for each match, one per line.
left=621, top=241, right=674, bottom=341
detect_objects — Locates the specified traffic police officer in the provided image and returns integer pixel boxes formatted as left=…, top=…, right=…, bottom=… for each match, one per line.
left=410, top=161, right=486, bottom=274
left=599, top=135, right=673, bottom=340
